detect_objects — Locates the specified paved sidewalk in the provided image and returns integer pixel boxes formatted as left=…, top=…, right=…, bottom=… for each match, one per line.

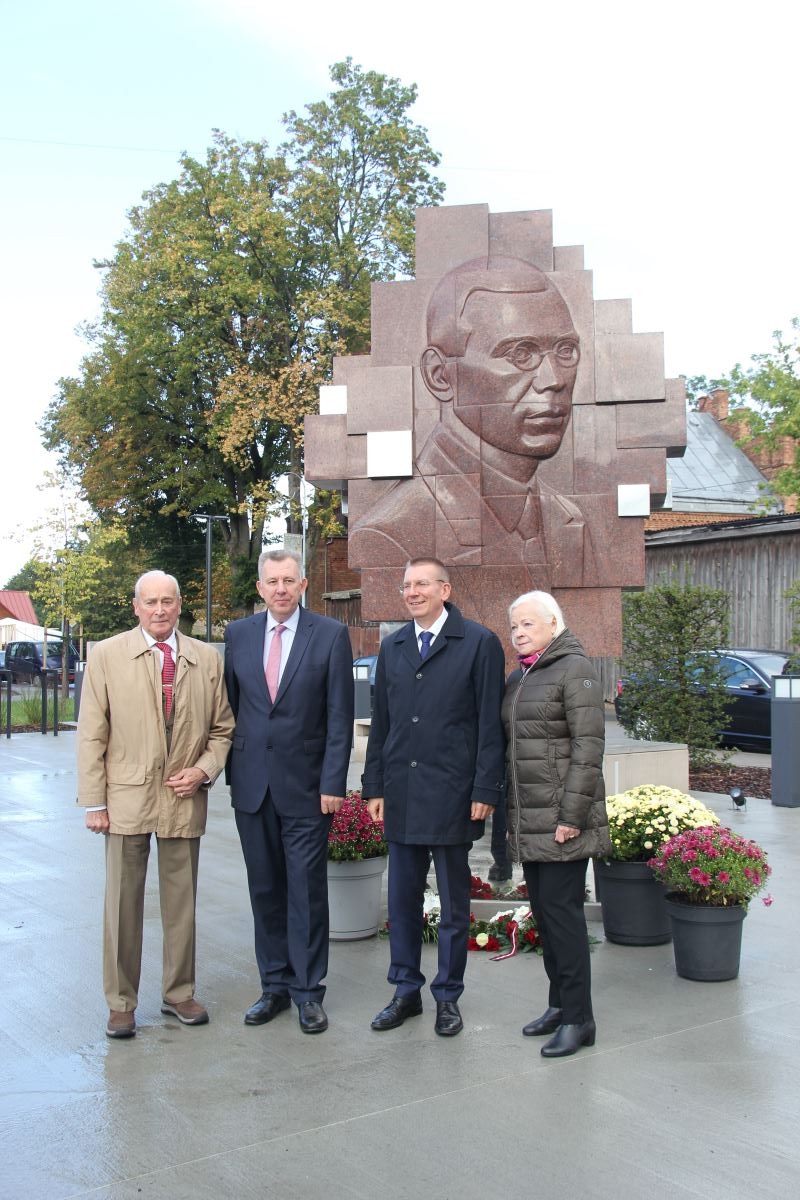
left=1, top=730, right=798, bottom=1200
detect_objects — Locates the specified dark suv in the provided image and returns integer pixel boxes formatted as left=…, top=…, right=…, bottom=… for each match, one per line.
left=3, top=640, right=79, bottom=684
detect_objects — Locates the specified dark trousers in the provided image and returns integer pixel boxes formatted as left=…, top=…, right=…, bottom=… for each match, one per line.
left=522, top=859, right=592, bottom=1024
left=387, top=842, right=471, bottom=1002
left=235, top=792, right=332, bottom=1004
left=491, top=803, right=509, bottom=865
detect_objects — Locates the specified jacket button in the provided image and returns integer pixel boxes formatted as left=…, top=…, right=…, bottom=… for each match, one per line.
left=410, top=760, right=417, bottom=768
left=415, top=672, right=423, bottom=679
left=411, top=716, right=419, bottom=723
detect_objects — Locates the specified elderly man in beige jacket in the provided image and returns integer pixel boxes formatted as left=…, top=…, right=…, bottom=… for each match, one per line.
left=78, top=570, right=234, bottom=1039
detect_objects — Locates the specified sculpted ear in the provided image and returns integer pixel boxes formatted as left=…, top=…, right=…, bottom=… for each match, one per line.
left=420, top=346, right=455, bottom=404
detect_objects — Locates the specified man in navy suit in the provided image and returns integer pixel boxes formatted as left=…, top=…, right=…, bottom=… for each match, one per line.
left=224, top=550, right=354, bottom=1034
left=362, top=558, right=506, bottom=1036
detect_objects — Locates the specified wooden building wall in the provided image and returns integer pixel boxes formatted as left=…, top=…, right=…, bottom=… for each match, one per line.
left=593, top=517, right=800, bottom=700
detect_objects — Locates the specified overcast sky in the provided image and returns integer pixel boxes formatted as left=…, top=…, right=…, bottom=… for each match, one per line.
left=1, top=0, right=797, bottom=584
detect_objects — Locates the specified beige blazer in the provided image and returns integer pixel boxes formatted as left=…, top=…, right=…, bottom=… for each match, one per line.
left=77, top=627, right=234, bottom=837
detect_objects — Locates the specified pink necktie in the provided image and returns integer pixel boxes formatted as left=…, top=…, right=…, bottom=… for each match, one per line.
left=155, top=642, right=175, bottom=717
left=265, top=624, right=286, bottom=702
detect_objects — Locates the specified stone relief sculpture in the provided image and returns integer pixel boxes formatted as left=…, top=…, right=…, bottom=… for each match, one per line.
left=304, top=205, right=686, bottom=655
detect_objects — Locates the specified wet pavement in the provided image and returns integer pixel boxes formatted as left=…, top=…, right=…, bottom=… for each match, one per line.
left=1, top=729, right=799, bottom=1199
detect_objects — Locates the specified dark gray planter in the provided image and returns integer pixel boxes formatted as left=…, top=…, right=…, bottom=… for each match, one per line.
left=665, top=896, right=746, bottom=981
left=594, top=858, right=672, bottom=945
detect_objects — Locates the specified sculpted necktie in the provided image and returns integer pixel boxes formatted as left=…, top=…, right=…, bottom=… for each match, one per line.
left=265, top=623, right=286, bottom=701
left=419, top=631, right=433, bottom=660
left=155, top=642, right=175, bottom=718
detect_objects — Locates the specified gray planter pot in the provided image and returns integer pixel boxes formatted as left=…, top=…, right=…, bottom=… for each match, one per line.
left=594, top=858, right=672, bottom=945
left=665, top=896, right=746, bottom=981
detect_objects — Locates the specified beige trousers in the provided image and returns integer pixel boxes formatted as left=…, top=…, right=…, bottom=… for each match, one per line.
left=103, top=832, right=200, bottom=1011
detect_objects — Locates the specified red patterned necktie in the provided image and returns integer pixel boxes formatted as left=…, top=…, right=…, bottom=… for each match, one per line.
left=155, top=642, right=175, bottom=717
left=265, top=624, right=286, bottom=702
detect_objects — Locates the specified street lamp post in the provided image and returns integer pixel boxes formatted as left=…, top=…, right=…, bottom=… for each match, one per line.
left=283, top=472, right=309, bottom=579
left=196, top=514, right=227, bottom=642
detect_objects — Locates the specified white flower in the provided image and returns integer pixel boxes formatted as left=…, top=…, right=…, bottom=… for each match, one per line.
left=475, top=932, right=489, bottom=947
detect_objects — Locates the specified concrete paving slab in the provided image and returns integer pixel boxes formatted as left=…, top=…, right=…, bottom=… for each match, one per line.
left=0, top=730, right=798, bottom=1200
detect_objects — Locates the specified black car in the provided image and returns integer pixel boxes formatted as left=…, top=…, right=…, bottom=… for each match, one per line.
left=3, top=640, right=79, bottom=684
left=352, top=655, right=378, bottom=713
left=614, top=649, right=790, bottom=751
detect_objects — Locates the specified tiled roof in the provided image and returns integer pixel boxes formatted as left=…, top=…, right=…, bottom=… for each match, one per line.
left=0, top=590, right=39, bottom=624
left=645, top=511, right=756, bottom=532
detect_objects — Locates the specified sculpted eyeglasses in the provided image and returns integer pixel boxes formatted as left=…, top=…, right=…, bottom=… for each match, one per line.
left=398, top=579, right=446, bottom=594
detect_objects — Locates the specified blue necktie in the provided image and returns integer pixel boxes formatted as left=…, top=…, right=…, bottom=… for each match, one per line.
left=419, top=631, right=433, bottom=660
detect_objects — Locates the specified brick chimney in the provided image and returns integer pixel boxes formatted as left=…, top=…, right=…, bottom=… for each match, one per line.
left=697, top=388, right=729, bottom=421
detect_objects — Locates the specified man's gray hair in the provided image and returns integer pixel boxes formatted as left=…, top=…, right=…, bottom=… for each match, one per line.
left=508, top=590, right=566, bottom=634
left=257, top=548, right=304, bottom=578
left=134, top=571, right=181, bottom=600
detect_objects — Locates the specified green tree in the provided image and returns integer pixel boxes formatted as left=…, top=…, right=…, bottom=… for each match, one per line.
left=618, top=582, right=732, bottom=769
left=721, top=318, right=800, bottom=499
left=3, top=561, right=39, bottom=592
left=42, top=61, right=444, bottom=610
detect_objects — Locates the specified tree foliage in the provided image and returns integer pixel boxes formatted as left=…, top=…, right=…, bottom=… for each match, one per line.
left=685, top=320, right=800, bottom=497
left=41, top=60, right=444, bottom=608
left=721, top=318, right=800, bottom=498
left=618, top=582, right=732, bottom=769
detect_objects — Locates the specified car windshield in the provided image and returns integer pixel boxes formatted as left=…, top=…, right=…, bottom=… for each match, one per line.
left=746, top=653, right=789, bottom=677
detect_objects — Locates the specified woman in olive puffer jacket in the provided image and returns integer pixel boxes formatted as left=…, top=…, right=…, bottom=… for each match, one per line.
left=501, top=590, right=610, bottom=1059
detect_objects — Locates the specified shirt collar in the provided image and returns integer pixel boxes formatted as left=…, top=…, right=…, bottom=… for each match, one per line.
left=267, top=606, right=301, bottom=634
left=141, top=628, right=178, bottom=652
left=415, top=607, right=449, bottom=643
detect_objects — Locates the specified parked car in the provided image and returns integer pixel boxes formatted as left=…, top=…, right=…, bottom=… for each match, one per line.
left=614, top=648, right=790, bottom=751
left=352, top=655, right=378, bottom=712
left=3, top=640, right=79, bottom=684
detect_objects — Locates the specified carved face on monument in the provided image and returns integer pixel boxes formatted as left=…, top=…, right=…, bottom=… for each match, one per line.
left=420, top=258, right=579, bottom=466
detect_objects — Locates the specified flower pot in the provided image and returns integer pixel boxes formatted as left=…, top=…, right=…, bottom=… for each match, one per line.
left=327, top=856, right=388, bottom=941
left=594, top=859, right=671, bottom=946
left=665, top=896, right=746, bottom=981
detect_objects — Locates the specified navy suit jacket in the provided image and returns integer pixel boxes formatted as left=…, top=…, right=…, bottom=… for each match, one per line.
left=224, top=606, right=354, bottom=816
left=361, top=602, right=506, bottom=845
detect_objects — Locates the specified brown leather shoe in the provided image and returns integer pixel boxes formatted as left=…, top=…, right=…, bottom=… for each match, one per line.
left=160, top=998, right=209, bottom=1025
left=106, top=1010, right=136, bottom=1038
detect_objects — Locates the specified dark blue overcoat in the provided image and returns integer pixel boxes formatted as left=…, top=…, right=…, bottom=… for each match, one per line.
left=361, top=603, right=506, bottom=844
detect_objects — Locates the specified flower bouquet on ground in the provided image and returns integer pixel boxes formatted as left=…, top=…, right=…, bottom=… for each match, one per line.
left=382, top=895, right=541, bottom=957
left=470, top=874, right=528, bottom=901
left=605, top=785, right=719, bottom=861
left=327, top=791, right=387, bottom=862
left=649, top=826, right=772, bottom=908
left=469, top=906, right=541, bottom=957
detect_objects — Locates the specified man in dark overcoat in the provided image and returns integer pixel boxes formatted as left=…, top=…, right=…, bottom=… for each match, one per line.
left=363, top=557, right=506, bottom=1036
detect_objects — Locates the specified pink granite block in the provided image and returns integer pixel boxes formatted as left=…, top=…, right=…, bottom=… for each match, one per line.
left=595, top=332, right=666, bottom=403
left=304, top=414, right=347, bottom=486
left=616, top=377, right=687, bottom=456
left=347, top=366, right=413, bottom=435
left=489, top=209, right=554, bottom=271
left=415, top=204, right=490, bottom=279
left=370, top=280, right=427, bottom=366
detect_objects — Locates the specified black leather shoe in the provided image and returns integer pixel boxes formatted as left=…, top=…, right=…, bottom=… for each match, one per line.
left=488, top=862, right=513, bottom=881
left=522, top=1006, right=562, bottom=1037
left=540, top=1020, right=596, bottom=1058
left=434, top=1000, right=463, bottom=1037
left=370, top=993, right=423, bottom=1031
left=244, top=992, right=291, bottom=1026
left=298, top=1001, right=328, bottom=1034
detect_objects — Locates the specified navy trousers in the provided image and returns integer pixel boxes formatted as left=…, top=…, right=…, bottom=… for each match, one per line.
left=386, top=841, right=471, bottom=1002
left=235, top=791, right=332, bottom=1004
